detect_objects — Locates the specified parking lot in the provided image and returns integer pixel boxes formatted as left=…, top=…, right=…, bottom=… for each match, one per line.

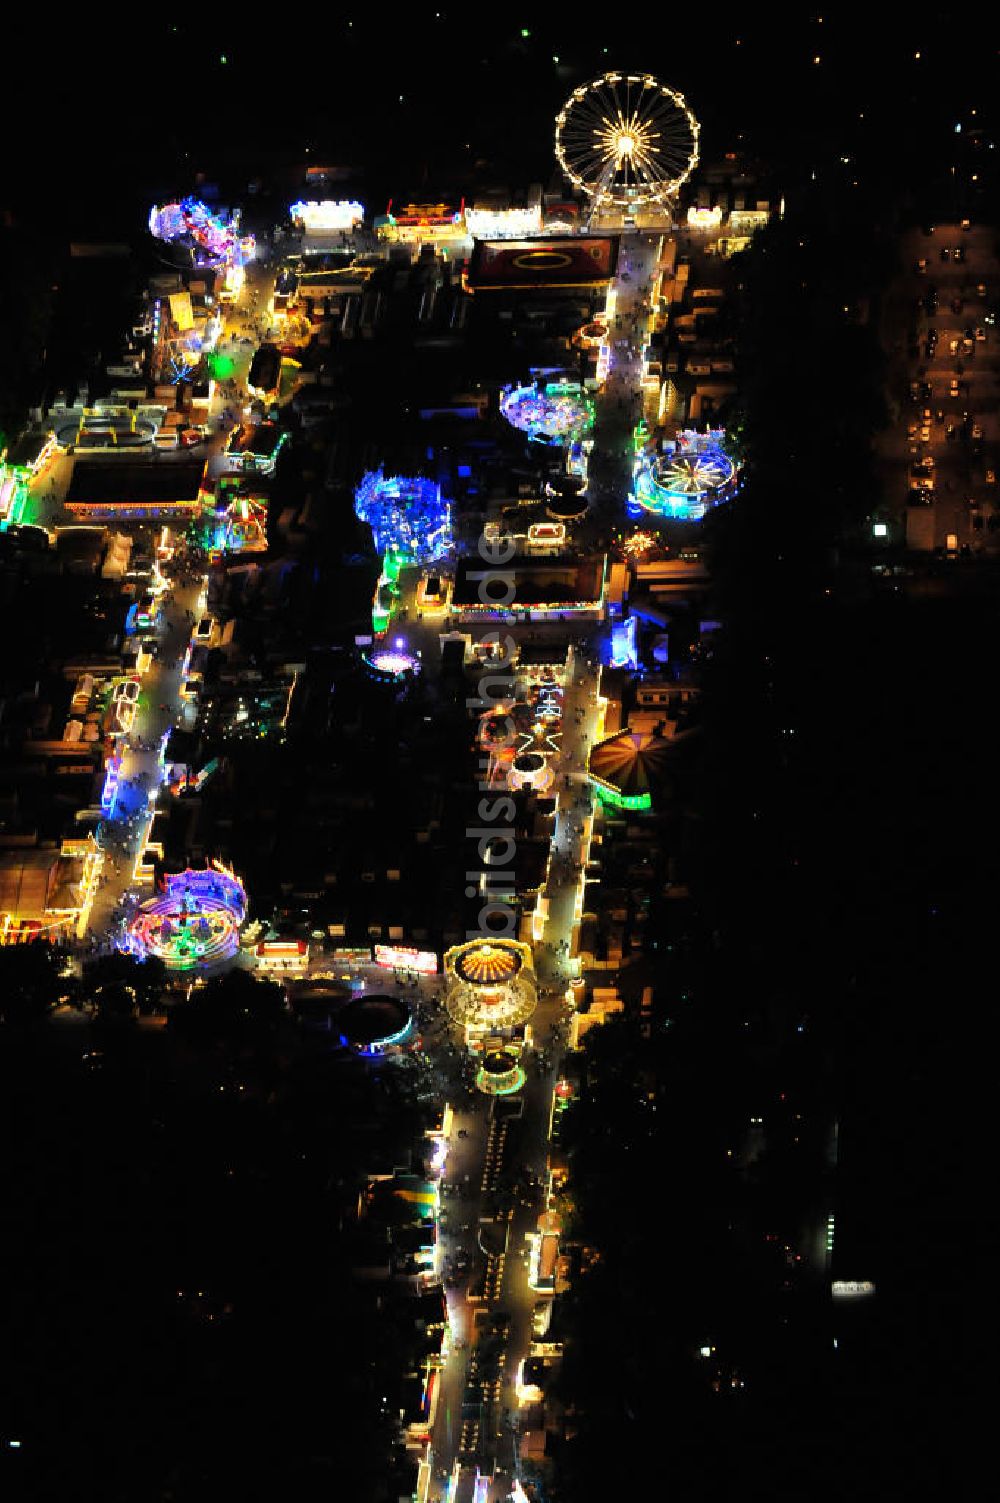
left=881, top=222, right=1000, bottom=553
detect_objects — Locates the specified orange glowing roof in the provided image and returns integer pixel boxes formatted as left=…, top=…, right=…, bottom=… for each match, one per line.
left=455, top=942, right=522, bottom=985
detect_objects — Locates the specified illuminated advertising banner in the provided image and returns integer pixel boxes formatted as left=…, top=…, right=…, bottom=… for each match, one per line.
left=331, top=946, right=373, bottom=963
left=168, top=292, right=195, bottom=331
left=686, top=205, right=722, bottom=228
left=466, top=235, right=619, bottom=290
left=290, top=199, right=364, bottom=231
left=374, top=944, right=438, bottom=975
left=0, top=471, right=17, bottom=520
left=464, top=206, right=542, bottom=239
left=257, top=940, right=309, bottom=959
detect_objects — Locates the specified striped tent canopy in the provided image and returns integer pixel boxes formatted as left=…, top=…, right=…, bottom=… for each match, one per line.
left=588, top=730, right=672, bottom=811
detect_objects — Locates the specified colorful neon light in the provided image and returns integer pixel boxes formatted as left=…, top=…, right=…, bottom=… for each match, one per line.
left=290, top=199, right=365, bottom=231
left=500, top=380, right=595, bottom=446
left=373, top=944, right=437, bottom=974
left=100, top=755, right=122, bottom=816
left=206, top=487, right=268, bottom=554
left=609, top=615, right=638, bottom=670
left=476, top=1049, right=527, bottom=1096
left=149, top=198, right=254, bottom=272
left=592, top=782, right=652, bottom=812
left=364, top=649, right=421, bottom=678
left=630, top=428, right=736, bottom=521
left=354, top=470, right=452, bottom=563
left=588, top=729, right=670, bottom=812
left=126, top=862, right=247, bottom=970
left=358, top=1015, right=415, bottom=1055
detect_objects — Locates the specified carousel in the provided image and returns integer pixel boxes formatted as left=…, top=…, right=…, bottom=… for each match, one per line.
left=476, top=1045, right=527, bottom=1096
left=588, top=729, right=672, bottom=813
left=444, top=938, right=537, bottom=1035
left=126, top=862, right=247, bottom=970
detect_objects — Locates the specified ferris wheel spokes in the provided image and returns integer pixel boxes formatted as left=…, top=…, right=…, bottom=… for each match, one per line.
left=555, top=72, right=700, bottom=214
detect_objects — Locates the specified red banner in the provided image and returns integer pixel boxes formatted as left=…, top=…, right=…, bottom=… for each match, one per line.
left=467, top=236, right=619, bottom=290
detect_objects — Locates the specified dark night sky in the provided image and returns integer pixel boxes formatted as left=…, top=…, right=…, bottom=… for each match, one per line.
left=5, top=10, right=999, bottom=231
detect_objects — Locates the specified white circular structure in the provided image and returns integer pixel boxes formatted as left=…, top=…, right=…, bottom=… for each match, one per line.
left=555, top=73, right=699, bottom=210
left=508, top=751, right=555, bottom=795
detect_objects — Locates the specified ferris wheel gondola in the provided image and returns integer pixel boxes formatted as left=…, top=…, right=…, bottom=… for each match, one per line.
left=555, top=72, right=700, bottom=213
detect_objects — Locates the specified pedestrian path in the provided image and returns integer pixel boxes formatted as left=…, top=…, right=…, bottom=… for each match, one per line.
left=535, top=646, right=602, bottom=984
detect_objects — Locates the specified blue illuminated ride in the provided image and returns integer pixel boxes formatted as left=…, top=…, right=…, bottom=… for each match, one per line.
left=354, top=469, right=453, bottom=563
left=169, top=353, right=196, bottom=385
left=630, top=428, right=736, bottom=521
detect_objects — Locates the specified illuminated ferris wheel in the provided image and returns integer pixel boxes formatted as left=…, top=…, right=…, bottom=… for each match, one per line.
left=555, top=73, right=700, bottom=212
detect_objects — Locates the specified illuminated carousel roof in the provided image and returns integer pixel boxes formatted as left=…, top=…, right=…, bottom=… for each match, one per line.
left=455, top=942, right=523, bottom=985
left=445, top=940, right=537, bottom=1028
left=589, top=730, right=672, bottom=801
left=481, top=712, right=516, bottom=746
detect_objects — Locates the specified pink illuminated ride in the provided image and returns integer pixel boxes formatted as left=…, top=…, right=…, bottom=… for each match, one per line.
left=126, top=862, right=247, bottom=970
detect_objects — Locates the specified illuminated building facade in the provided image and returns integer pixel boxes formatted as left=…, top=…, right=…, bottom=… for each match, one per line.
left=463, top=205, right=542, bottom=239
left=64, top=459, right=207, bottom=520
left=226, top=423, right=289, bottom=477
left=378, top=203, right=465, bottom=246
left=289, top=199, right=365, bottom=232
left=0, top=837, right=104, bottom=945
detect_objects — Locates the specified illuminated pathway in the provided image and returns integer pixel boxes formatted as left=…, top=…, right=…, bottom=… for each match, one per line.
left=590, top=233, right=660, bottom=512
left=86, top=567, right=208, bottom=947
left=534, top=646, right=602, bottom=986
left=427, top=236, right=670, bottom=1501
left=54, top=263, right=270, bottom=953
left=431, top=241, right=665, bottom=1500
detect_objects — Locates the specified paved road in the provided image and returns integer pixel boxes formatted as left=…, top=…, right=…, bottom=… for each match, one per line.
left=19, top=262, right=279, bottom=954
left=85, top=566, right=206, bottom=946
left=590, top=232, right=659, bottom=511
left=430, top=240, right=662, bottom=1499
